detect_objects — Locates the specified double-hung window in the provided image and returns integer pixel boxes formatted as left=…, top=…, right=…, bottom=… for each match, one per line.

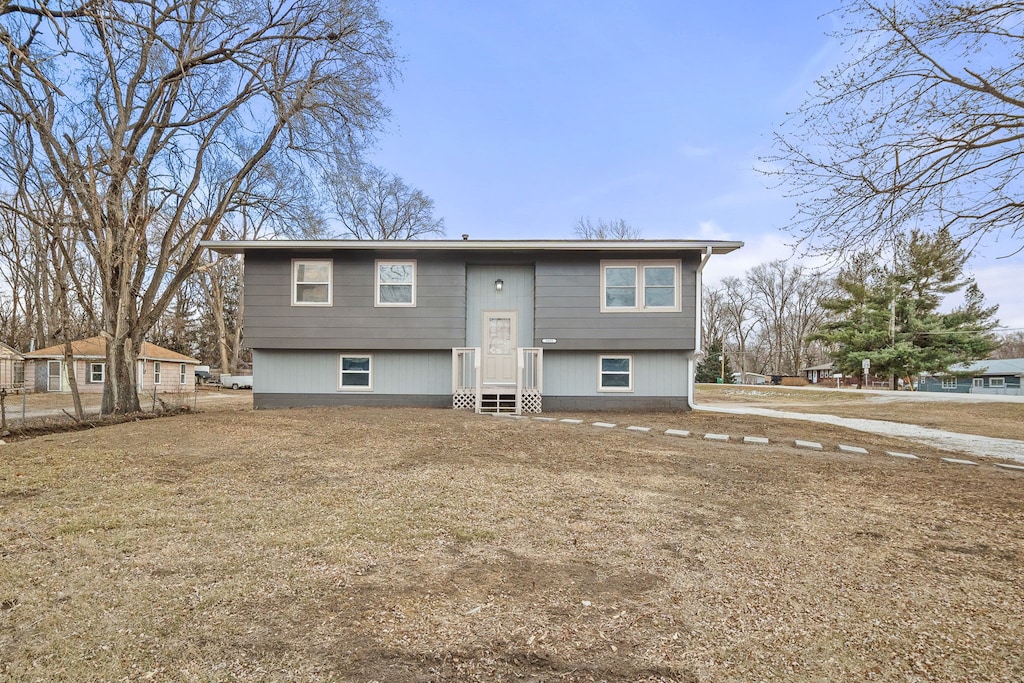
left=292, top=259, right=333, bottom=306
left=601, top=260, right=680, bottom=312
left=153, top=361, right=162, bottom=385
left=941, top=377, right=957, bottom=389
left=89, top=362, right=105, bottom=383
left=180, top=363, right=188, bottom=385
left=375, top=260, right=416, bottom=306
left=339, top=354, right=373, bottom=391
left=599, top=355, right=633, bottom=392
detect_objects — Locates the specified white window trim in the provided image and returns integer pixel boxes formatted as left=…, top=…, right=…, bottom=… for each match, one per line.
left=153, top=361, right=162, bottom=385
left=180, top=363, right=188, bottom=385
left=600, top=260, right=681, bottom=313
left=338, top=353, right=373, bottom=392
left=972, top=377, right=984, bottom=388
left=990, top=377, right=1006, bottom=388
left=89, top=362, right=105, bottom=383
left=598, top=354, right=634, bottom=393
left=292, top=258, right=333, bottom=306
left=941, top=377, right=957, bottom=389
left=374, top=259, right=417, bottom=307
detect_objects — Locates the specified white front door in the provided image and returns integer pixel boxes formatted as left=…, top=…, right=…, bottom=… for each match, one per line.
left=482, top=311, right=517, bottom=385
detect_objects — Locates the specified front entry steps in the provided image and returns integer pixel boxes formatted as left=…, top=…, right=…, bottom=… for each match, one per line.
left=479, top=391, right=517, bottom=413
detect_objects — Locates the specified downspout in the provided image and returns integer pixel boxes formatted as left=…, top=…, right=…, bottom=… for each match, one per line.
left=687, top=246, right=714, bottom=410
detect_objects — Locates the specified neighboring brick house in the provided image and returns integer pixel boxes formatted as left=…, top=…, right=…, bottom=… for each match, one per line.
left=23, top=336, right=200, bottom=394
left=204, top=238, right=743, bottom=413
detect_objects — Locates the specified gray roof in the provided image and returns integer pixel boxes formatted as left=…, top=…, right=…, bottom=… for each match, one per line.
left=203, top=238, right=744, bottom=256
left=948, top=358, right=1024, bottom=376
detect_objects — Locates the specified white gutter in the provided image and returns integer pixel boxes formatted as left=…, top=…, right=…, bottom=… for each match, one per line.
left=688, top=246, right=714, bottom=411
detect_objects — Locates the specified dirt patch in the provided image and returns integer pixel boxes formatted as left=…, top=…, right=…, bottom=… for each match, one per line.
left=1, top=406, right=1022, bottom=681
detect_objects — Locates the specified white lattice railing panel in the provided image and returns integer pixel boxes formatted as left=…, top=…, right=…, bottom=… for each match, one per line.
left=452, top=389, right=477, bottom=411
left=519, top=388, right=542, bottom=414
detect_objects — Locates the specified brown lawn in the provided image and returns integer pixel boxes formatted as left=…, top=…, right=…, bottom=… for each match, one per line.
left=1, top=404, right=1022, bottom=682
left=696, top=384, right=1024, bottom=441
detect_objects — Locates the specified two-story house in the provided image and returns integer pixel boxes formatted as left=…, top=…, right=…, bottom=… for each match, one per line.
left=203, top=239, right=742, bottom=413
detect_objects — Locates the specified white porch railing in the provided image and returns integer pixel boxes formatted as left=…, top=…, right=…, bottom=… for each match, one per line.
left=517, top=347, right=543, bottom=414
left=452, top=347, right=481, bottom=411
left=451, top=347, right=543, bottom=414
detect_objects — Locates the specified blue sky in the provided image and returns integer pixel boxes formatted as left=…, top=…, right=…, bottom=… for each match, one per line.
left=368, top=1, right=1023, bottom=330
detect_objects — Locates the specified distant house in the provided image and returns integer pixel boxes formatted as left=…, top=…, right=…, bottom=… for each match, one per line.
left=23, top=336, right=201, bottom=394
left=801, top=362, right=834, bottom=384
left=203, top=238, right=743, bottom=413
left=918, top=358, right=1024, bottom=396
left=0, top=342, right=25, bottom=391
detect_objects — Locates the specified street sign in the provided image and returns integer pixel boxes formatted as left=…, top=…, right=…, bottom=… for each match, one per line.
left=861, top=358, right=871, bottom=370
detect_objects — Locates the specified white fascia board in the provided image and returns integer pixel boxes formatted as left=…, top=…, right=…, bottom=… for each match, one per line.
left=202, top=239, right=745, bottom=256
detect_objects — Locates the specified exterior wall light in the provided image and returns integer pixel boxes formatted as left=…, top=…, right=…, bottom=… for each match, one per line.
left=495, top=278, right=503, bottom=292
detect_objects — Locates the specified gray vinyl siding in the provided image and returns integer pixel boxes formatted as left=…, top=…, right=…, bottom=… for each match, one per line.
left=465, top=265, right=535, bottom=347
left=543, top=351, right=689, bottom=397
left=253, top=349, right=451, bottom=394
left=242, top=251, right=466, bottom=350
left=534, top=252, right=698, bottom=351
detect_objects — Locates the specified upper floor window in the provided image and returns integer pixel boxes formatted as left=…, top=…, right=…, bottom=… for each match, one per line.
left=375, top=260, right=416, bottom=307
left=600, top=260, right=680, bottom=312
left=292, top=259, right=333, bottom=306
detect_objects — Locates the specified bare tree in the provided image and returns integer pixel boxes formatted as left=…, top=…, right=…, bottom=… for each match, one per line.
left=991, top=331, right=1024, bottom=359
left=328, top=156, right=445, bottom=239
left=701, top=285, right=724, bottom=356
left=0, top=0, right=396, bottom=414
left=768, top=1, right=1024, bottom=256
left=573, top=217, right=642, bottom=240
left=720, top=276, right=757, bottom=381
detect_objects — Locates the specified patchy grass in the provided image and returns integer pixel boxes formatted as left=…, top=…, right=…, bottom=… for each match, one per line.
left=1, top=406, right=1022, bottom=682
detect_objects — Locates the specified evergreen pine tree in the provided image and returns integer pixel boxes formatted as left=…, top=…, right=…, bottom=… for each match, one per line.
left=696, top=338, right=734, bottom=383
left=812, top=228, right=998, bottom=386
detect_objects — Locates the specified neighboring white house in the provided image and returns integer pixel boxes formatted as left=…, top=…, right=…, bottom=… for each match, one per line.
left=0, top=342, right=24, bottom=391
left=23, top=336, right=201, bottom=394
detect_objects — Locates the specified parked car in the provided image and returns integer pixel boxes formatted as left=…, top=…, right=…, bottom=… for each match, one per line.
left=220, top=374, right=253, bottom=390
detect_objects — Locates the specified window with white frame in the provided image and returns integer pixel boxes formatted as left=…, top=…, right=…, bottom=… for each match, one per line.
left=598, top=355, right=633, bottom=392
left=941, top=377, right=957, bottom=389
left=88, top=362, right=105, bottom=383
left=973, top=377, right=984, bottom=388
left=600, top=260, right=680, bottom=312
left=153, top=361, right=162, bottom=385
left=180, top=363, right=187, bottom=384
left=339, top=354, right=372, bottom=390
left=292, top=259, right=333, bottom=306
left=375, top=260, right=416, bottom=306
left=990, top=377, right=1006, bottom=388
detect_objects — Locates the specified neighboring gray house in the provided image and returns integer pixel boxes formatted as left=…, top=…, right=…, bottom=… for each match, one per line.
left=204, top=239, right=742, bottom=413
left=919, top=358, right=1024, bottom=396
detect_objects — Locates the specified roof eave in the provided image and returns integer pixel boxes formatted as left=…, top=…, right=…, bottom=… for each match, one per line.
left=202, top=239, right=745, bottom=256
